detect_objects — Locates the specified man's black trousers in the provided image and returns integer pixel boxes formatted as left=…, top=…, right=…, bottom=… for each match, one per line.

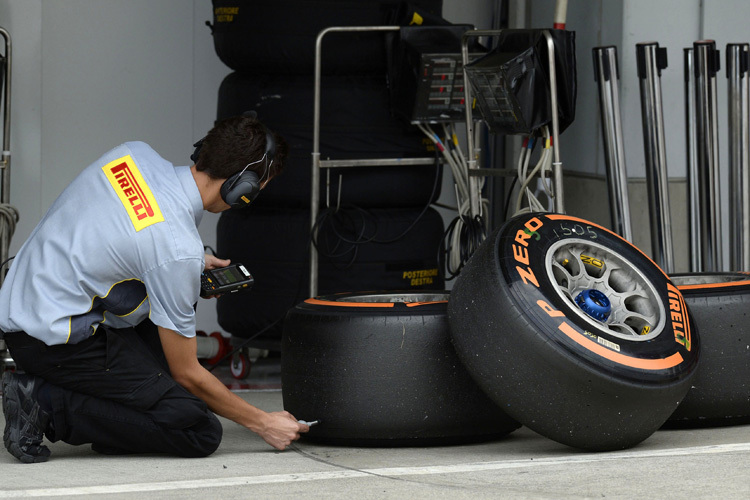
left=4, top=322, right=223, bottom=457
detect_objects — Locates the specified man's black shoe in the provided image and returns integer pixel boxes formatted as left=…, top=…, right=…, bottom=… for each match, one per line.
left=2, top=372, right=51, bottom=463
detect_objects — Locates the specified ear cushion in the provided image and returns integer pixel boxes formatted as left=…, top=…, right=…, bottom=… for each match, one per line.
left=191, top=139, right=204, bottom=164
left=221, top=170, right=261, bottom=208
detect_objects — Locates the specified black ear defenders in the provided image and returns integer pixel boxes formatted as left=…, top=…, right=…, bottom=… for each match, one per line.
left=218, top=129, right=275, bottom=208
left=190, top=123, right=276, bottom=209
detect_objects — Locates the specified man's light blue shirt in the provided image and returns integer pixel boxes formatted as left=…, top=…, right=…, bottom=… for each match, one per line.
left=0, top=141, right=205, bottom=345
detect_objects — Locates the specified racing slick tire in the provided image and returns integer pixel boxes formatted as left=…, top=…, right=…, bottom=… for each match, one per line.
left=281, top=291, right=520, bottom=446
left=665, top=273, right=750, bottom=427
left=448, top=213, right=700, bottom=451
left=209, top=0, right=443, bottom=75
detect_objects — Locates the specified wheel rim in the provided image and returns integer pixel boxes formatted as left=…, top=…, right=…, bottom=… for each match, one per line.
left=332, top=292, right=449, bottom=303
left=545, top=238, right=666, bottom=341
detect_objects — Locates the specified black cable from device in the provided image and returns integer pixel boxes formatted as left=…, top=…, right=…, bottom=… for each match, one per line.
left=205, top=316, right=283, bottom=372
left=310, top=206, right=372, bottom=269
left=0, top=255, right=14, bottom=273
left=441, top=212, right=486, bottom=281
left=310, top=153, right=442, bottom=268
left=0, top=255, right=15, bottom=283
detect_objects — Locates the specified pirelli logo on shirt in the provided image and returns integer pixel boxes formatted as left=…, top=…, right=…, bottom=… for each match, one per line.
left=102, top=155, right=164, bottom=231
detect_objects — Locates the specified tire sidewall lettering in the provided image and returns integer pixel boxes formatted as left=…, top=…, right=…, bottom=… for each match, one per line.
left=501, top=213, right=695, bottom=378
left=512, top=216, right=544, bottom=288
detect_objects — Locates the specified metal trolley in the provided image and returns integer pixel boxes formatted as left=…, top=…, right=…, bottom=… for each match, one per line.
left=308, top=26, right=444, bottom=297
left=307, top=26, right=567, bottom=296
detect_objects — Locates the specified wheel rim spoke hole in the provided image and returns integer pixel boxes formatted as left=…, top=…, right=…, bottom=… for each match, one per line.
left=546, top=239, right=665, bottom=341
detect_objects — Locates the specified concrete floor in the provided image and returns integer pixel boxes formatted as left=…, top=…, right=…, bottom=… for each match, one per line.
left=1, top=361, right=749, bottom=499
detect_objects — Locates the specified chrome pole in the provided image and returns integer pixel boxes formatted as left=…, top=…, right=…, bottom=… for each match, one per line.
left=460, top=31, right=480, bottom=219
left=543, top=30, right=564, bottom=214
left=727, top=43, right=750, bottom=271
left=636, top=42, right=674, bottom=272
left=309, top=29, right=324, bottom=298
left=693, top=40, right=723, bottom=272
left=684, top=48, right=701, bottom=272
left=0, top=27, right=11, bottom=205
left=592, top=46, right=632, bottom=241
left=0, top=28, right=11, bottom=283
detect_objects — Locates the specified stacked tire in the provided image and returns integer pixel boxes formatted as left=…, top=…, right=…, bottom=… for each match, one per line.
left=666, top=273, right=750, bottom=427
left=211, top=1, right=447, bottom=349
left=282, top=291, right=520, bottom=446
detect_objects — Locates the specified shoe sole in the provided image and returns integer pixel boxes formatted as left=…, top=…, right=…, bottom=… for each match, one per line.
left=2, top=373, right=51, bottom=463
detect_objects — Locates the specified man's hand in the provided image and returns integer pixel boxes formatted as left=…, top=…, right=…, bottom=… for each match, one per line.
left=202, top=254, right=231, bottom=299
left=158, top=326, right=310, bottom=451
left=257, top=411, right=310, bottom=450
left=204, top=254, right=230, bottom=270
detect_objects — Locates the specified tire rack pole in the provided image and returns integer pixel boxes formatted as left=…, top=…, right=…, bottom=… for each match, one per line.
left=592, top=46, right=632, bottom=241
left=309, top=26, right=438, bottom=297
left=727, top=43, right=750, bottom=271
left=684, top=48, right=702, bottom=272
left=459, top=35, right=480, bottom=219
left=0, top=27, right=11, bottom=280
left=462, top=29, right=564, bottom=215
left=0, top=28, right=10, bottom=206
left=636, top=42, right=674, bottom=273
left=693, top=40, right=723, bottom=272
left=544, top=30, right=565, bottom=214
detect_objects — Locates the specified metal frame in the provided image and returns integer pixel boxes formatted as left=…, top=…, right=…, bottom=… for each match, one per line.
left=636, top=42, right=674, bottom=273
left=0, top=27, right=10, bottom=207
left=684, top=48, right=701, bottom=272
left=460, top=29, right=565, bottom=216
left=593, top=46, right=633, bottom=241
left=308, top=26, right=443, bottom=297
left=0, top=27, right=10, bottom=371
left=0, top=27, right=11, bottom=275
left=727, top=43, right=750, bottom=271
left=693, top=40, right=723, bottom=272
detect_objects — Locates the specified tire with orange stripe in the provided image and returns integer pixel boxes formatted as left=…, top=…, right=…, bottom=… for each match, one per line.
left=448, top=213, right=700, bottom=451
left=666, top=273, right=750, bottom=427
left=281, top=291, right=520, bottom=445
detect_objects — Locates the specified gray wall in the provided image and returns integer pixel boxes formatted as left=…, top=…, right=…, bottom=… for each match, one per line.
left=0, top=0, right=228, bottom=331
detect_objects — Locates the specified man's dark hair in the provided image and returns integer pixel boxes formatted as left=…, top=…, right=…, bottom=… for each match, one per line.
left=194, top=115, right=287, bottom=181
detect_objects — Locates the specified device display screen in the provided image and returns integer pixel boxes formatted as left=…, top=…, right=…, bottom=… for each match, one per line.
left=214, top=266, right=244, bottom=285
left=200, top=264, right=253, bottom=297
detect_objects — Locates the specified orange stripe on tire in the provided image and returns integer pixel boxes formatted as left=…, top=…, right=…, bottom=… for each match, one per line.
left=558, top=321, right=684, bottom=370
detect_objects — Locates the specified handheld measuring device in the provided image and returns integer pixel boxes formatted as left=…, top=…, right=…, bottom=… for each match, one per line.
left=298, top=420, right=320, bottom=427
left=200, top=264, right=254, bottom=297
